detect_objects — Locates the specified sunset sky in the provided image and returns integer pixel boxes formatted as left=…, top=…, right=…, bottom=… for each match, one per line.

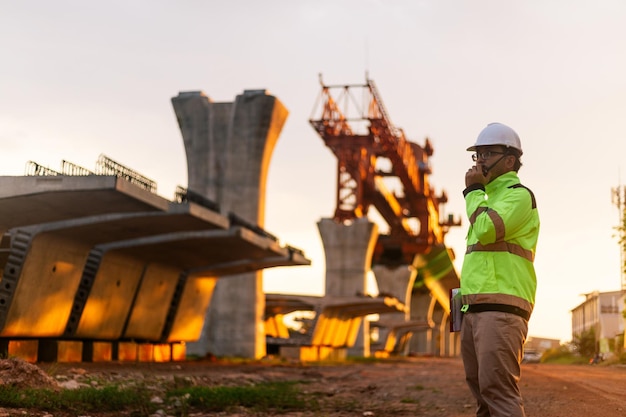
left=3, top=1, right=626, bottom=343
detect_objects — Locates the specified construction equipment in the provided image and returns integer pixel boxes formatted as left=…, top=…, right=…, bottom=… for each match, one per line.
left=309, top=76, right=460, bottom=267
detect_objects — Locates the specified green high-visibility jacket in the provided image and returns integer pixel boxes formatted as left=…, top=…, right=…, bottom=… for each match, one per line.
left=460, top=171, right=540, bottom=317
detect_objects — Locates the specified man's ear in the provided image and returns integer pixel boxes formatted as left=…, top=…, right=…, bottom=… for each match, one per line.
left=506, top=155, right=516, bottom=169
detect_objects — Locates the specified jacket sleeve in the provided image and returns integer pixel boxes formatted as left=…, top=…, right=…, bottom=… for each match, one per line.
left=464, top=186, right=533, bottom=245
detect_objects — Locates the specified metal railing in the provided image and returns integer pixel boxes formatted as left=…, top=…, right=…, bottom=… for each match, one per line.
left=61, top=160, right=94, bottom=176
left=25, top=155, right=158, bottom=194
left=95, top=154, right=157, bottom=193
left=24, top=161, right=61, bottom=176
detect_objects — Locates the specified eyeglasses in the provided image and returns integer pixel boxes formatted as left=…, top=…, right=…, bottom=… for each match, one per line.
left=471, top=151, right=505, bottom=162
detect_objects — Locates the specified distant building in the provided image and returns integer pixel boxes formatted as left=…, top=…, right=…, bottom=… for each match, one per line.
left=525, top=336, right=560, bottom=353
left=571, top=290, right=625, bottom=354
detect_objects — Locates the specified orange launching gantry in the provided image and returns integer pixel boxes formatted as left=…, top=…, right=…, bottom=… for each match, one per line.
left=309, top=75, right=460, bottom=266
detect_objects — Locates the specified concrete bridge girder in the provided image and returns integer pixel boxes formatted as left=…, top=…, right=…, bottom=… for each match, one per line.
left=0, top=176, right=309, bottom=348
left=372, top=319, right=432, bottom=354
left=0, top=176, right=168, bottom=234
left=265, top=293, right=407, bottom=354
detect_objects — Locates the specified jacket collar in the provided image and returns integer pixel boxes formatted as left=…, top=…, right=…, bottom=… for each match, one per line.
left=485, top=171, right=519, bottom=193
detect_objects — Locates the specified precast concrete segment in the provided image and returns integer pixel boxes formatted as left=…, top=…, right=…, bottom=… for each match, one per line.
left=0, top=233, right=92, bottom=337
left=265, top=314, right=290, bottom=339
left=172, top=89, right=290, bottom=358
left=75, top=251, right=146, bottom=340
left=67, top=228, right=308, bottom=342
left=264, top=295, right=405, bottom=324
left=0, top=176, right=169, bottom=234
left=0, top=207, right=227, bottom=330
left=166, top=273, right=217, bottom=342
left=123, top=262, right=182, bottom=340
left=0, top=176, right=309, bottom=342
left=264, top=294, right=319, bottom=316
left=268, top=294, right=406, bottom=350
left=264, top=294, right=320, bottom=343
left=94, top=227, right=307, bottom=272
left=0, top=178, right=168, bottom=328
left=374, top=319, right=432, bottom=354
left=319, top=296, right=407, bottom=317
left=39, top=204, right=227, bottom=339
left=0, top=189, right=229, bottom=338
left=5, top=208, right=228, bottom=249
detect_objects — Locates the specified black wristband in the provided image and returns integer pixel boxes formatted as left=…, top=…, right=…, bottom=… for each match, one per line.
left=463, top=183, right=485, bottom=197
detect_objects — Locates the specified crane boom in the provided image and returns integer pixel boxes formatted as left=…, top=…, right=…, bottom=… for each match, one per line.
left=309, top=77, right=460, bottom=265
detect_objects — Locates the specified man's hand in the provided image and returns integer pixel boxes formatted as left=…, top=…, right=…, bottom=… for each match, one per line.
left=465, top=165, right=489, bottom=187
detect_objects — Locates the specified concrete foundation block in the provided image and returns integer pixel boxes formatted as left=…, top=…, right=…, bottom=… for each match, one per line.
left=279, top=345, right=347, bottom=362
left=57, top=341, right=83, bottom=362
left=7, top=340, right=38, bottom=362
left=92, top=342, right=113, bottom=362
left=152, top=344, right=172, bottom=362
left=137, top=344, right=155, bottom=362
left=172, top=343, right=186, bottom=361
left=117, top=342, right=138, bottom=361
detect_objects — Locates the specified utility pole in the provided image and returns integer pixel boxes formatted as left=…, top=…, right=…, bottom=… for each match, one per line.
left=611, top=185, right=626, bottom=290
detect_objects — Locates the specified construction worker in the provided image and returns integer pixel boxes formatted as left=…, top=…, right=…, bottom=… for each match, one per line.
left=460, top=122, right=540, bottom=417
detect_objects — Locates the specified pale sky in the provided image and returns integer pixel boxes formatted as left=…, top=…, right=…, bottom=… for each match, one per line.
left=3, top=0, right=626, bottom=343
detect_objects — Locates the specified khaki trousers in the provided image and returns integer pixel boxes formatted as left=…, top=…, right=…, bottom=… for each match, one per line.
left=461, top=310, right=528, bottom=417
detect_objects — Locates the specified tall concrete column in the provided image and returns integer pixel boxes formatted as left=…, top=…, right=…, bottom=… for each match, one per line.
left=372, top=265, right=416, bottom=354
left=372, top=265, right=416, bottom=320
left=172, top=89, right=288, bottom=358
left=318, top=217, right=378, bottom=356
left=408, top=290, right=434, bottom=354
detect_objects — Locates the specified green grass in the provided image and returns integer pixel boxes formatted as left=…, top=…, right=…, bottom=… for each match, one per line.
left=168, top=381, right=313, bottom=413
left=0, top=385, right=152, bottom=413
left=0, top=381, right=314, bottom=416
left=400, top=397, right=420, bottom=404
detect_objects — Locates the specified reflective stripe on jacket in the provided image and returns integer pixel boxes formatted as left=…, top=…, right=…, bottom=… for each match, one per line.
left=460, top=171, right=539, bottom=316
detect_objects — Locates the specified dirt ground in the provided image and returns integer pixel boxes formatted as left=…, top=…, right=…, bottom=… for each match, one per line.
left=1, top=356, right=625, bottom=416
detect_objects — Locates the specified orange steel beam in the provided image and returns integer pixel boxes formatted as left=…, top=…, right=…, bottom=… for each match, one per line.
left=309, top=76, right=460, bottom=265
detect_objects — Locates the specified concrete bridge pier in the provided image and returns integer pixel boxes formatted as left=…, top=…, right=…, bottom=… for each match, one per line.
left=172, top=89, right=288, bottom=359
left=317, top=217, right=378, bottom=357
left=408, top=290, right=435, bottom=354
left=372, top=265, right=416, bottom=354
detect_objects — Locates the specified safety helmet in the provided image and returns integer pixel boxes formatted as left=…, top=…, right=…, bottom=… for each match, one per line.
left=467, top=122, right=523, bottom=155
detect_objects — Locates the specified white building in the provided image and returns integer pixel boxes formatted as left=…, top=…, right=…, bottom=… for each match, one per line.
left=571, top=290, right=625, bottom=354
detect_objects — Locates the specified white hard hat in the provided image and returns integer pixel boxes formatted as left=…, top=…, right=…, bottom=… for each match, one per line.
left=467, top=122, right=523, bottom=155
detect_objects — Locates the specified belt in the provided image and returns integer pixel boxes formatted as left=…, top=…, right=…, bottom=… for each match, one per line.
left=464, top=303, right=530, bottom=321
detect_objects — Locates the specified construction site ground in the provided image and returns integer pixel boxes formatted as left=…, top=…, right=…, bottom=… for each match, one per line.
left=1, top=356, right=625, bottom=416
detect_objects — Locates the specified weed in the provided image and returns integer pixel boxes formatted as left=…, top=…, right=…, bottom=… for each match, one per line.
left=168, top=381, right=312, bottom=413
left=400, top=397, right=420, bottom=404
left=0, top=378, right=323, bottom=415
left=0, top=385, right=153, bottom=414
